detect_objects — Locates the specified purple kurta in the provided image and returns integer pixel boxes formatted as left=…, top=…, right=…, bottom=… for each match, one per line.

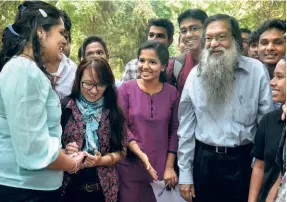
left=117, top=80, right=179, bottom=202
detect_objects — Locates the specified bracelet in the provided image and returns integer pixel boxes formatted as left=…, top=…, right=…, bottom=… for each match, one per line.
left=68, top=158, right=79, bottom=174
left=108, top=153, right=115, bottom=166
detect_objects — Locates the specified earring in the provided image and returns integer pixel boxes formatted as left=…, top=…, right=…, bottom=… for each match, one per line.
left=37, top=31, right=43, bottom=39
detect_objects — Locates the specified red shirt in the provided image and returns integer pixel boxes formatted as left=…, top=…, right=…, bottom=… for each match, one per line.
left=166, top=52, right=197, bottom=94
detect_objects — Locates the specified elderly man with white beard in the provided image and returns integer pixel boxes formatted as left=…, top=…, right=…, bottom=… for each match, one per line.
left=177, top=14, right=274, bottom=202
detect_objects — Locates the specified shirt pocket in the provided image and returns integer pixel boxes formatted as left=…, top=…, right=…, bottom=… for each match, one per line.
left=232, top=98, right=257, bottom=126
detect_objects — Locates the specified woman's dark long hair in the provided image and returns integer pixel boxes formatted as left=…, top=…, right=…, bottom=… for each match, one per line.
left=0, top=27, right=22, bottom=70
left=70, top=57, right=125, bottom=152
left=0, top=1, right=62, bottom=82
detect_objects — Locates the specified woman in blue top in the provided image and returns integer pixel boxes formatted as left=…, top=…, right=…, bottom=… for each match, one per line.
left=0, top=1, right=86, bottom=201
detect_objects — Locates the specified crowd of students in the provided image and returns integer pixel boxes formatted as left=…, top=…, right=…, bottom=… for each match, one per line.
left=0, top=1, right=285, bottom=202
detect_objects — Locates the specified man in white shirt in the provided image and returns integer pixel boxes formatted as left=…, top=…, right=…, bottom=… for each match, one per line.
left=178, top=14, right=273, bottom=202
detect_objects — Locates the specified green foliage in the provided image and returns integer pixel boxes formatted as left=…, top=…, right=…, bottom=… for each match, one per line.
left=0, top=0, right=285, bottom=79
left=0, top=1, right=20, bottom=43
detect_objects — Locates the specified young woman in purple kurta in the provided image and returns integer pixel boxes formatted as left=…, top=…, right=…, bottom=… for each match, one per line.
left=117, top=40, right=179, bottom=202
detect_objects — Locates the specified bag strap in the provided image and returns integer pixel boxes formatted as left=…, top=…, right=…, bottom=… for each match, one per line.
left=172, top=52, right=186, bottom=84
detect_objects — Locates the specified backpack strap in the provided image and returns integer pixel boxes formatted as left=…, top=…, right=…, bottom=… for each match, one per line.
left=172, top=52, right=187, bottom=85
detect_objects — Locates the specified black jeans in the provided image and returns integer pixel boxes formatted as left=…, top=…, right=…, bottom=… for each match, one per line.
left=193, top=141, right=252, bottom=202
left=62, top=188, right=105, bottom=202
left=0, top=185, right=61, bottom=202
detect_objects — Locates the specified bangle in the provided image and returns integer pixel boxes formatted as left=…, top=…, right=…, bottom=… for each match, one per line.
left=108, top=153, right=115, bottom=166
left=68, top=158, right=79, bottom=174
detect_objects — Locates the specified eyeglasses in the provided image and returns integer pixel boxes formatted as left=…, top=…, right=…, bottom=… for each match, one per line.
left=180, top=25, right=202, bottom=35
left=204, top=34, right=231, bottom=43
left=81, top=81, right=106, bottom=91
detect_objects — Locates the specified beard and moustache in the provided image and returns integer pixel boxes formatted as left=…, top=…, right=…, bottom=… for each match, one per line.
left=199, top=40, right=240, bottom=104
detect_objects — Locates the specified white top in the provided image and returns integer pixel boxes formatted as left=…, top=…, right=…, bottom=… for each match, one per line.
left=53, top=53, right=77, bottom=99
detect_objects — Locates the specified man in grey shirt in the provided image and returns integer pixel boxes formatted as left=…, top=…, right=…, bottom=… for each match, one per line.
left=178, top=14, right=273, bottom=202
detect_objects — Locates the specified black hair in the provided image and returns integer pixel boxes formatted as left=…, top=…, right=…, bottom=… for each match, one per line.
left=177, top=9, right=208, bottom=26
left=257, top=19, right=286, bottom=38
left=137, top=40, right=169, bottom=82
left=78, top=45, right=83, bottom=63
left=282, top=55, right=286, bottom=62
left=81, top=35, right=109, bottom=60
left=0, top=1, right=62, bottom=82
left=0, top=27, right=23, bottom=70
left=202, top=14, right=243, bottom=52
left=147, top=18, right=174, bottom=39
left=248, top=30, right=259, bottom=46
left=71, top=57, right=125, bottom=152
left=240, top=28, right=251, bottom=34
left=60, top=10, right=72, bottom=42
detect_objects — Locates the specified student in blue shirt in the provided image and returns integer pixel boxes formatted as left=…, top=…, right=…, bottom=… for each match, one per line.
left=0, top=1, right=86, bottom=201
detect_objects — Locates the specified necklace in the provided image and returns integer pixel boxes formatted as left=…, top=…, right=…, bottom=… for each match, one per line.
left=20, top=53, right=35, bottom=61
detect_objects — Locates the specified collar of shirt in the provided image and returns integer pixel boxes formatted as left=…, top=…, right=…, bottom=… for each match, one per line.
left=237, top=56, right=250, bottom=73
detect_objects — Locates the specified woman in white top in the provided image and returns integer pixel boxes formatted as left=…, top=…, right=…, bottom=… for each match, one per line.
left=0, top=1, right=85, bottom=201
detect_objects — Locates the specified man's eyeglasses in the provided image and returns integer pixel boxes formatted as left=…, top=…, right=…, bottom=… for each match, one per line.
left=81, top=81, right=106, bottom=91
left=180, top=25, right=202, bottom=35
left=204, top=34, right=231, bottom=43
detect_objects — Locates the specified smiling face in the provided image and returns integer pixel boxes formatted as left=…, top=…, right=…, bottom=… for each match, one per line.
left=39, top=18, right=67, bottom=63
left=138, top=49, right=164, bottom=82
left=270, top=59, right=286, bottom=103
left=204, top=20, right=233, bottom=56
left=180, top=18, right=203, bottom=52
left=85, top=42, right=108, bottom=60
left=258, top=29, right=285, bottom=66
left=80, top=67, right=106, bottom=102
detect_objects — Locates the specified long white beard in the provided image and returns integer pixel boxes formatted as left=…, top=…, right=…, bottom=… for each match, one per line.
left=199, top=40, right=239, bottom=103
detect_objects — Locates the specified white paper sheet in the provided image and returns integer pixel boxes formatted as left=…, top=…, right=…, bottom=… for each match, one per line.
left=150, top=180, right=187, bottom=202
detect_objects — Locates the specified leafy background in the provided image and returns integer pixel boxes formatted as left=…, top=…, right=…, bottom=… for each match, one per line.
left=0, top=0, right=285, bottom=79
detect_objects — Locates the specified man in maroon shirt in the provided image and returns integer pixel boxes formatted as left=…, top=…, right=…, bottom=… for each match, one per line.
left=166, top=9, right=208, bottom=94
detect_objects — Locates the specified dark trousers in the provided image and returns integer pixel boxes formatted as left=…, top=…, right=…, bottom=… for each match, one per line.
left=0, top=185, right=60, bottom=202
left=62, top=188, right=105, bottom=202
left=193, top=141, right=252, bottom=202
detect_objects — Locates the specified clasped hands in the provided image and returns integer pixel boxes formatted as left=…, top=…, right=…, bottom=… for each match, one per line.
left=65, top=142, right=102, bottom=168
